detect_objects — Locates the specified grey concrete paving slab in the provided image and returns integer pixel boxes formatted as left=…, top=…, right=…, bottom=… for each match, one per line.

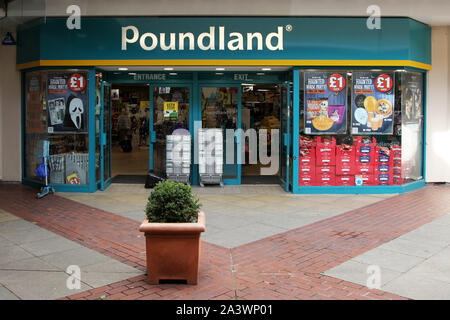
left=0, top=257, right=60, bottom=271
left=39, top=247, right=113, bottom=269
left=323, top=260, right=401, bottom=287
left=82, top=259, right=143, bottom=273
left=0, top=285, right=19, bottom=300
left=0, top=270, right=92, bottom=300
left=375, top=238, right=444, bottom=259
left=0, top=219, right=41, bottom=233
left=19, top=236, right=83, bottom=257
left=79, top=271, right=143, bottom=289
left=352, top=248, right=425, bottom=273
left=382, top=272, right=450, bottom=300
left=0, top=210, right=20, bottom=223
left=0, top=227, right=60, bottom=245
left=0, top=245, right=34, bottom=264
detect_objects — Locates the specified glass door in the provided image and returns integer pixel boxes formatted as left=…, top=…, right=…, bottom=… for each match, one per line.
left=200, top=85, right=241, bottom=185
left=150, top=85, right=191, bottom=176
left=100, top=81, right=112, bottom=190
left=280, top=83, right=290, bottom=191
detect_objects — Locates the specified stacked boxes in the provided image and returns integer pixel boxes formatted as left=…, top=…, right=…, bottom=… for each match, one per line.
left=198, top=128, right=223, bottom=186
left=391, top=145, right=403, bottom=185
left=166, top=135, right=191, bottom=184
left=297, top=136, right=403, bottom=187
left=315, top=137, right=336, bottom=186
left=354, top=137, right=377, bottom=186
left=374, top=147, right=394, bottom=185
left=298, top=136, right=316, bottom=186
left=336, top=144, right=356, bottom=186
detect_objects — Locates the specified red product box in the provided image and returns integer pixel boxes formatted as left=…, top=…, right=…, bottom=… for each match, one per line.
left=316, top=137, right=336, bottom=166
left=316, top=165, right=336, bottom=175
left=375, top=164, right=393, bottom=174
left=375, top=173, right=394, bottom=185
left=393, top=174, right=404, bottom=185
left=299, top=173, right=316, bottom=186
left=356, top=163, right=374, bottom=174
left=316, top=173, right=336, bottom=186
left=393, top=168, right=402, bottom=175
left=299, top=163, right=316, bottom=176
left=391, top=145, right=402, bottom=157
left=336, top=175, right=355, bottom=186
left=356, top=174, right=375, bottom=186
left=393, top=159, right=402, bottom=169
left=355, top=137, right=377, bottom=165
left=336, top=145, right=356, bottom=175
left=375, top=147, right=394, bottom=166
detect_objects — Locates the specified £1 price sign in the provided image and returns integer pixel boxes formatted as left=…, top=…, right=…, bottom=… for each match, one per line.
left=375, top=74, right=393, bottom=92
left=68, top=74, right=86, bottom=92
left=327, top=74, right=346, bottom=92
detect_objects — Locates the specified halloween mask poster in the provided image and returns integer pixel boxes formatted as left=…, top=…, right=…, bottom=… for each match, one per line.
left=47, top=72, right=88, bottom=133
left=304, top=72, right=347, bottom=134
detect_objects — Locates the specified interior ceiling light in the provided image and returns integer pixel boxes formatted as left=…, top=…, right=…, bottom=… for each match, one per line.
left=163, top=67, right=174, bottom=70
left=169, top=72, right=178, bottom=75
left=261, top=68, right=271, bottom=71
left=118, top=67, right=128, bottom=71
left=215, top=72, right=224, bottom=75
left=215, top=67, right=225, bottom=71
left=128, top=72, right=136, bottom=75
left=257, top=73, right=265, bottom=75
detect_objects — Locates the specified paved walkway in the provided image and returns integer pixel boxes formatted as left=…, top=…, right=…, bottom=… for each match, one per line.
left=61, top=184, right=394, bottom=248
left=0, top=183, right=449, bottom=300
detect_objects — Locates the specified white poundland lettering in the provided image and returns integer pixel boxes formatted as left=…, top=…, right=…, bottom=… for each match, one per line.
left=122, top=26, right=284, bottom=51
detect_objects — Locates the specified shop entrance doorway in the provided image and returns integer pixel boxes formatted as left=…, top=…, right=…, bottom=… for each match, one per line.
left=110, top=84, right=150, bottom=183
left=241, top=83, right=281, bottom=184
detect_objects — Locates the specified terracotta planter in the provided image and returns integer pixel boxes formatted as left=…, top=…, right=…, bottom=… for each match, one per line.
left=139, top=211, right=205, bottom=285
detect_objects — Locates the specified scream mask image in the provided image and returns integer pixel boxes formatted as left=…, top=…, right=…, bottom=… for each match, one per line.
left=64, top=95, right=84, bottom=130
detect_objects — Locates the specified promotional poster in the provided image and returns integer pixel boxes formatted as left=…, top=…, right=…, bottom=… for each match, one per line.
left=304, top=72, right=347, bottom=134
left=402, top=72, right=423, bottom=124
left=47, top=72, right=89, bottom=133
left=351, top=72, right=394, bottom=135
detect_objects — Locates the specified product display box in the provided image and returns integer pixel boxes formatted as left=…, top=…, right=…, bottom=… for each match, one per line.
left=316, top=137, right=336, bottom=166
left=298, top=135, right=402, bottom=187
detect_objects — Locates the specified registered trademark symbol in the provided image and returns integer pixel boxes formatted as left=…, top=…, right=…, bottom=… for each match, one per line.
left=286, top=24, right=292, bottom=32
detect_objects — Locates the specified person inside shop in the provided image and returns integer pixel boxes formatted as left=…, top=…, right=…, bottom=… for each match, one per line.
left=117, top=107, right=132, bottom=152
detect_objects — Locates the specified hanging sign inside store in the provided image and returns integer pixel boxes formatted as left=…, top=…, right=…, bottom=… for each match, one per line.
left=47, top=71, right=89, bottom=133
left=304, top=72, right=347, bottom=134
left=163, top=102, right=178, bottom=119
left=351, top=72, right=394, bottom=135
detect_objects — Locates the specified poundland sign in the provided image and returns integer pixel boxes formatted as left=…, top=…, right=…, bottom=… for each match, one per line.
left=121, top=26, right=284, bottom=51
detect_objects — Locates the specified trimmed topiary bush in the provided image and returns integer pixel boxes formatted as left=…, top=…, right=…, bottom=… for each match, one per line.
left=145, top=180, right=201, bottom=223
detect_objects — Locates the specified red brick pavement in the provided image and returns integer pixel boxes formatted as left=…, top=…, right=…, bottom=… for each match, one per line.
left=1, top=183, right=449, bottom=300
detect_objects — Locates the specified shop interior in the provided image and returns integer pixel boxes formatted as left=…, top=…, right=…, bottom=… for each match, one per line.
left=241, top=84, right=281, bottom=184
left=110, top=84, right=150, bottom=182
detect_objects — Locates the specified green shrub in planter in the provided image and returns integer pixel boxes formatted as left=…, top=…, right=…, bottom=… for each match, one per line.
left=145, top=180, right=201, bottom=223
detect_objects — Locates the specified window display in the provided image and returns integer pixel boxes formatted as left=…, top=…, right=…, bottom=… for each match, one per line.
left=24, top=70, right=90, bottom=185
left=298, top=69, right=424, bottom=188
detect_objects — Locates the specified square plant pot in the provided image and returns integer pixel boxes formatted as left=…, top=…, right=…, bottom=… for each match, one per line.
left=139, top=211, right=205, bottom=285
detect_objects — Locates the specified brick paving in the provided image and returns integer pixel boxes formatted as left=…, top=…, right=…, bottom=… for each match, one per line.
left=1, top=183, right=449, bottom=300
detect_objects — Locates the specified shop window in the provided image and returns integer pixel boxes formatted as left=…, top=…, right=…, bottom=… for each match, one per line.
left=24, top=70, right=90, bottom=185
left=297, top=69, right=424, bottom=187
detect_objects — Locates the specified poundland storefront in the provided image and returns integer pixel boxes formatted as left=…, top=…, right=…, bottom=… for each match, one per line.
left=17, top=17, right=431, bottom=194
